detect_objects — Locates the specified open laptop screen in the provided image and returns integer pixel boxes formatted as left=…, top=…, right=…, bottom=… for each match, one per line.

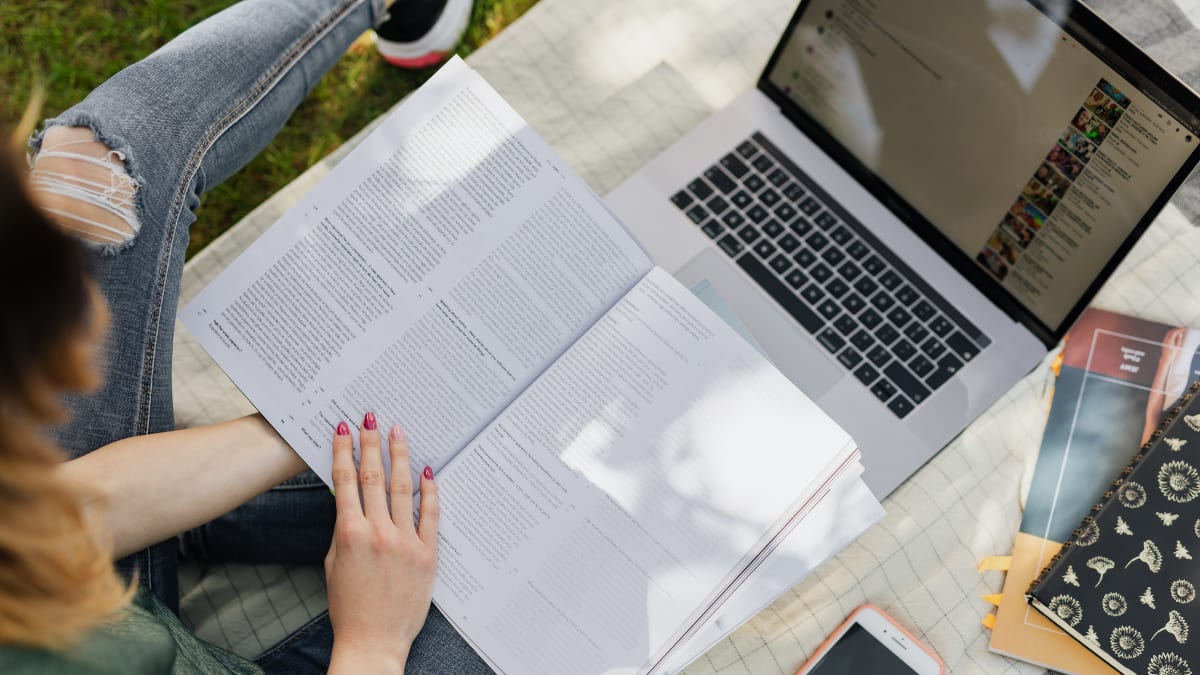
left=764, top=0, right=1200, bottom=337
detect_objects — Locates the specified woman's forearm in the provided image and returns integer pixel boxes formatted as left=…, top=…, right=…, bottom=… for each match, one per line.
left=59, top=414, right=307, bottom=559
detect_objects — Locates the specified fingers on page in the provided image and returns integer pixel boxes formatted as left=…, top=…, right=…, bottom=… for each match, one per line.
left=331, top=421, right=362, bottom=518
left=417, top=466, right=439, bottom=546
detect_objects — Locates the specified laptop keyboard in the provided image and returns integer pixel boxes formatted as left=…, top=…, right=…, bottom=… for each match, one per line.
left=670, top=132, right=991, bottom=419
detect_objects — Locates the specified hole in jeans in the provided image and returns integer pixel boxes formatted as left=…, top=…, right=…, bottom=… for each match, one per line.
left=29, top=126, right=140, bottom=249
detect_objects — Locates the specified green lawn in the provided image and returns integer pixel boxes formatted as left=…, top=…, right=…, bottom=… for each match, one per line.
left=2, top=0, right=540, bottom=258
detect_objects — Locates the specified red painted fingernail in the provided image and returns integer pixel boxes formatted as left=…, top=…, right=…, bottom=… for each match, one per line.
left=336, top=421, right=350, bottom=436
left=363, top=411, right=377, bottom=430
left=423, top=466, right=433, bottom=480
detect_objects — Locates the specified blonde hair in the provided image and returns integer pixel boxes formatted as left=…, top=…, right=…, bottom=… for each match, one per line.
left=0, top=107, right=132, bottom=649
left=0, top=407, right=133, bottom=650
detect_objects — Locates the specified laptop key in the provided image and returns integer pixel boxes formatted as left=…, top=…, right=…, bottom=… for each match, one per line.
left=846, top=240, right=869, bottom=260
left=854, top=363, right=880, bottom=387
left=767, top=167, right=789, bottom=186
left=736, top=140, right=758, bottom=159
left=817, top=328, right=845, bottom=353
left=762, top=219, right=785, bottom=238
left=707, top=196, right=729, bottom=215
left=838, top=348, right=863, bottom=369
left=946, top=332, right=979, bottom=361
left=860, top=308, right=883, bottom=330
left=760, top=188, right=781, bottom=207
left=834, top=315, right=858, bottom=336
left=870, top=379, right=897, bottom=403
left=884, top=362, right=931, bottom=404
left=839, top=261, right=861, bottom=281
left=790, top=217, right=812, bottom=237
left=888, top=395, right=915, bottom=419
left=843, top=292, right=866, bottom=314
left=732, top=190, right=753, bottom=208
left=810, top=263, right=833, bottom=284
left=783, top=182, right=805, bottom=201
left=879, top=269, right=903, bottom=291
left=688, top=178, right=714, bottom=200
left=926, top=354, right=963, bottom=389
left=775, top=203, right=798, bottom=221
left=672, top=190, right=694, bottom=209
left=794, top=248, right=818, bottom=268
left=822, top=247, right=845, bottom=267
left=801, top=284, right=825, bottom=305
left=850, top=330, right=874, bottom=352
left=722, top=211, right=746, bottom=229
left=752, top=154, right=774, bottom=173
left=877, top=324, right=900, bottom=345
left=904, top=322, right=929, bottom=345
left=721, top=153, right=750, bottom=178
left=826, top=278, right=850, bottom=299
left=929, top=316, right=953, bottom=338
left=806, top=232, right=830, bottom=252
left=785, top=269, right=808, bottom=290
left=701, top=221, right=724, bottom=239
left=894, top=339, right=917, bottom=361
left=718, top=234, right=744, bottom=257
left=747, top=205, right=769, bottom=224
left=913, top=300, right=936, bottom=322
left=769, top=254, right=792, bottom=274
left=853, top=276, right=878, bottom=297
left=921, top=336, right=947, bottom=360
left=799, top=196, right=821, bottom=216
left=704, top=165, right=737, bottom=193
left=738, top=226, right=761, bottom=244
left=737, top=255, right=823, bottom=333
left=830, top=225, right=852, bottom=246
left=777, top=233, right=800, bottom=253
left=686, top=205, right=708, bottom=224
left=814, top=211, right=838, bottom=229
left=744, top=174, right=766, bottom=193
left=895, top=285, right=919, bottom=305
left=867, top=345, right=891, bottom=367
left=870, top=292, right=895, bottom=312
left=753, top=239, right=777, bottom=259
left=887, top=306, right=912, bottom=328
left=909, top=355, right=935, bottom=378
left=862, top=255, right=886, bottom=276
left=817, top=299, right=840, bottom=320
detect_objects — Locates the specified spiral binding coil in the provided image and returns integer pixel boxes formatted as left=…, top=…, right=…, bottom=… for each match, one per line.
left=1025, top=378, right=1200, bottom=597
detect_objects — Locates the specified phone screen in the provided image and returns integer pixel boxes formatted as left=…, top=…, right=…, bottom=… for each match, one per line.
left=807, top=623, right=919, bottom=674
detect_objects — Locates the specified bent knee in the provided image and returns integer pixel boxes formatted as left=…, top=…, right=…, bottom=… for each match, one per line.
left=29, top=126, right=141, bottom=252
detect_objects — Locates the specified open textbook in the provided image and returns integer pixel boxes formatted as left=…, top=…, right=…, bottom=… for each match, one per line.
left=181, top=57, right=882, bottom=674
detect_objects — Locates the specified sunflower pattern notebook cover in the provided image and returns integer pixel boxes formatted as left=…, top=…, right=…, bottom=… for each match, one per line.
left=1027, top=380, right=1200, bottom=674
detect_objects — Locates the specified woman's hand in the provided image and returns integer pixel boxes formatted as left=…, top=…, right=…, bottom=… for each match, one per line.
left=326, top=412, right=439, bottom=674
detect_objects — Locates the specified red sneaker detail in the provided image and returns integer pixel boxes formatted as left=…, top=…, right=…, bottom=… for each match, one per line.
left=379, top=51, right=449, bottom=69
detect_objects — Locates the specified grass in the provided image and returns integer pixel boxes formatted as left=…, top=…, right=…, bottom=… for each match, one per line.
left=1, top=0, right=540, bottom=258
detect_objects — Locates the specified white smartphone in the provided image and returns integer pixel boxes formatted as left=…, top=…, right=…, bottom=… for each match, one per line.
left=794, top=604, right=945, bottom=675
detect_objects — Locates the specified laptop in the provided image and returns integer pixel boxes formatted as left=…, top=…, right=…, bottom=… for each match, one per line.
left=605, top=0, right=1200, bottom=497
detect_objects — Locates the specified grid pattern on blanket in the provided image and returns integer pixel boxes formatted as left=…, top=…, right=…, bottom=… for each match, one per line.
left=171, top=0, right=1200, bottom=672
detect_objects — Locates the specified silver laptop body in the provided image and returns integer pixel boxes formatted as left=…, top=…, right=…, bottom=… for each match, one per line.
left=606, top=0, right=1200, bottom=496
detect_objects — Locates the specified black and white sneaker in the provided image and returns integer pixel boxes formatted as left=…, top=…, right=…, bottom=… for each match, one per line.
left=373, top=0, right=473, bottom=68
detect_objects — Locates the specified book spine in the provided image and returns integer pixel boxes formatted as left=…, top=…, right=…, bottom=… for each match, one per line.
left=1025, top=378, right=1200, bottom=596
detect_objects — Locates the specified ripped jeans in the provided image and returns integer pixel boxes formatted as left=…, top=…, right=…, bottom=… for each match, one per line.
left=28, top=0, right=488, bottom=672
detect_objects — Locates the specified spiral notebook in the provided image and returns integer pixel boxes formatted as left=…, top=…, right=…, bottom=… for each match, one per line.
left=1027, top=379, right=1200, bottom=674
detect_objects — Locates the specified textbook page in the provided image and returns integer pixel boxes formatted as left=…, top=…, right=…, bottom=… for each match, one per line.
left=432, top=268, right=859, bottom=675
left=662, top=473, right=883, bottom=672
left=180, top=57, right=651, bottom=483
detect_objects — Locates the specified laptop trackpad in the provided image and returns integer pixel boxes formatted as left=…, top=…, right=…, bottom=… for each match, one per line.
left=676, top=250, right=843, bottom=397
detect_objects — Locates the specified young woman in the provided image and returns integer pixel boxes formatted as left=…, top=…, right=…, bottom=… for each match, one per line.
left=1, top=0, right=490, bottom=672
